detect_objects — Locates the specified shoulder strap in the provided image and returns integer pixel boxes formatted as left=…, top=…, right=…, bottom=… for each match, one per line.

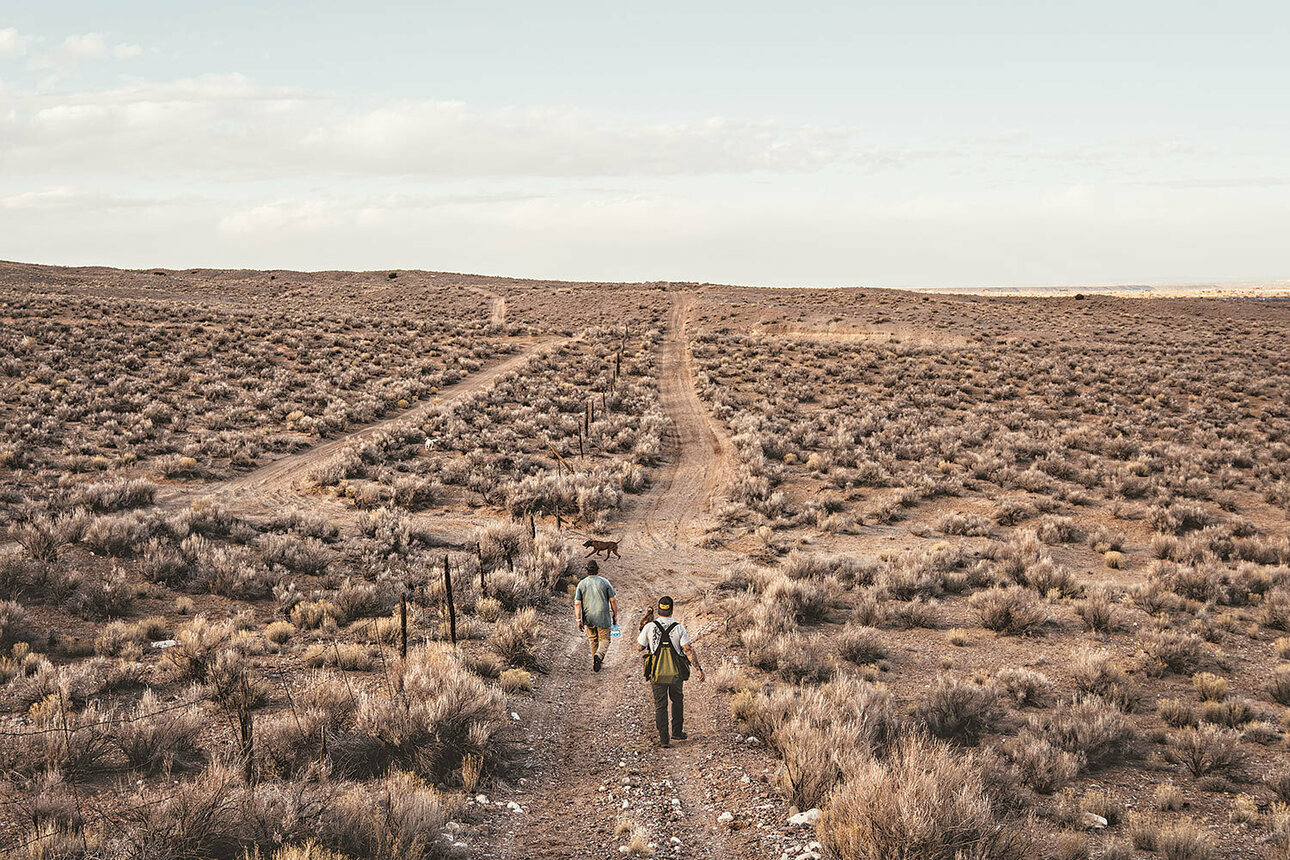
left=651, top=620, right=679, bottom=654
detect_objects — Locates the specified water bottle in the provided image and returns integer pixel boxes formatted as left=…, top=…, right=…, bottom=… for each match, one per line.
left=611, top=623, right=621, bottom=639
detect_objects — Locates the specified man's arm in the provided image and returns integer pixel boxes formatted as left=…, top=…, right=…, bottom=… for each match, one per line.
left=573, top=599, right=583, bottom=631
left=609, top=595, right=618, bottom=625
left=684, top=643, right=705, bottom=682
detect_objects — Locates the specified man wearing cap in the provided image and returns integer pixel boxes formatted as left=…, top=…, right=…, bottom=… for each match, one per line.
left=636, top=595, right=705, bottom=748
left=574, top=559, right=618, bottom=672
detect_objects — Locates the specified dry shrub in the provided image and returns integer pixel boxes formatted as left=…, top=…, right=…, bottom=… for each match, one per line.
left=3, top=697, right=116, bottom=777
left=1155, top=819, right=1214, bottom=860
left=1166, top=725, right=1244, bottom=777
left=970, top=586, right=1047, bottom=636
left=325, top=769, right=454, bottom=860
left=769, top=632, right=835, bottom=684
left=1191, top=672, right=1228, bottom=702
left=491, top=607, right=540, bottom=668
left=916, top=675, right=1003, bottom=746
left=837, top=624, right=886, bottom=665
left=762, top=678, right=901, bottom=807
left=1268, top=665, right=1290, bottom=705
left=1069, top=647, right=1138, bottom=711
left=1076, top=588, right=1116, bottom=633
left=254, top=844, right=348, bottom=860
left=1145, top=630, right=1205, bottom=675
left=1266, top=768, right=1290, bottom=803
left=164, top=616, right=235, bottom=683
left=1030, top=695, right=1134, bottom=768
left=499, top=667, right=531, bottom=693
left=1158, top=698, right=1197, bottom=728
left=332, top=646, right=506, bottom=782
left=1051, top=832, right=1088, bottom=860
left=1155, top=782, right=1184, bottom=811
left=265, top=621, right=295, bottom=645
left=1002, top=731, right=1080, bottom=794
left=291, top=600, right=340, bottom=630
left=0, top=599, right=32, bottom=648
left=819, top=734, right=1031, bottom=860
left=1265, top=589, right=1290, bottom=630
left=994, top=667, right=1052, bottom=708
left=1018, top=557, right=1078, bottom=597
left=112, top=687, right=205, bottom=774
left=763, top=573, right=835, bottom=624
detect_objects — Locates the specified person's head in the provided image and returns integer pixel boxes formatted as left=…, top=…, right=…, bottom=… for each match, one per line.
left=657, top=595, right=674, bottom=617
left=585, top=559, right=599, bottom=576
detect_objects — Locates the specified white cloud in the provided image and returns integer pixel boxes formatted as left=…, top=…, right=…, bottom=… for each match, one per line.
left=26, top=32, right=142, bottom=73
left=217, top=200, right=344, bottom=235
left=0, top=74, right=859, bottom=179
left=0, top=27, right=29, bottom=59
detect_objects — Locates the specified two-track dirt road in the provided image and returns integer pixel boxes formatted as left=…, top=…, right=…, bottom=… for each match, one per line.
left=475, top=295, right=787, bottom=860
left=159, top=293, right=787, bottom=858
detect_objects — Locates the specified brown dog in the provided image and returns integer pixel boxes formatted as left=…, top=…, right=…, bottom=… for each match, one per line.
left=638, top=606, right=655, bottom=632
left=583, top=538, right=621, bottom=559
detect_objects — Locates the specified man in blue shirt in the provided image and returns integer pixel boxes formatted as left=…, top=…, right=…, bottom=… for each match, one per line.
left=574, top=559, right=618, bottom=672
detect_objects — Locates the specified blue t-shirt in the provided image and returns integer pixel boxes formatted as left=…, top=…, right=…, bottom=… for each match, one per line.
left=574, top=575, right=616, bottom=628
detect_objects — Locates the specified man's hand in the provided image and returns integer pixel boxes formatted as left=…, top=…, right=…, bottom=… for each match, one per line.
left=696, top=668, right=706, bottom=683
left=577, top=620, right=585, bottom=632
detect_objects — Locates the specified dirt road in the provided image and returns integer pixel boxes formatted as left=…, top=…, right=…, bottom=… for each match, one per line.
left=156, top=338, right=554, bottom=517
left=476, top=296, right=786, bottom=860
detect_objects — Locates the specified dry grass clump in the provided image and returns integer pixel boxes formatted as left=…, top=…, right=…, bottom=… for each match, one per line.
left=836, top=623, right=887, bottom=665
left=264, top=620, right=296, bottom=644
left=1165, top=724, right=1245, bottom=777
left=1268, top=665, right=1290, bottom=705
left=499, top=667, right=532, bottom=693
left=112, top=687, right=205, bottom=774
left=490, top=607, right=540, bottom=669
left=970, top=586, right=1047, bottom=636
left=818, top=734, right=1030, bottom=860
left=1191, top=671, right=1228, bottom=702
left=994, top=667, right=1052, bottom=708
left=1155, top=819, right=1214, bottom=860
left=1144, top=629, right=1205, bottom=675
left=1028, top=695, right=1135, bottom=769
left=1075, top=588, right=1116, bottom=633
left=916, top=674, right=1003, bottom=745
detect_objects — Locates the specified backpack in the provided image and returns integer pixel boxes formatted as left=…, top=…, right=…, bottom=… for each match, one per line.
left=644, top=620, right=690, bottom=684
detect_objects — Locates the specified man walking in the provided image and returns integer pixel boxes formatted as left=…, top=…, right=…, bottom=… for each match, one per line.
left=574, top=559, right=618, bottom=672
left=637, top=595, right=705, bottom=748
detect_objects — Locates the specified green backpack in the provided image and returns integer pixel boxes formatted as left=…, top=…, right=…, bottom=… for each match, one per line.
left=644, top=620, right=690, bottom=684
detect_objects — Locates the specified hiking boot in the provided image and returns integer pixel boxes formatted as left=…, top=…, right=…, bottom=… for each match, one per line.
left=671, top=731, right=688, bottom=741
left=593, top=654, right=603, bottom=673
left=660, top=740, right=671, bottom=748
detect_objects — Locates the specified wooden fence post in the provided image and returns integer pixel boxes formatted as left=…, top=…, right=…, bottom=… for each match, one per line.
left=443, top=555, right=457, bottom=646
left=400, top=593, right=408, bottom=659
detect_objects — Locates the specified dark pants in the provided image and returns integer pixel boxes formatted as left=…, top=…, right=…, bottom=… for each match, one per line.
left=651, top=681, right=683, bottom=744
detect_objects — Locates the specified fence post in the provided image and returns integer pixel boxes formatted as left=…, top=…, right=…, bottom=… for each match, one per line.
left=238, top=678, right=255, bottom=784
left=400, top=593, right=408, bottom=659
left=443, top=555, right=457, bottom=646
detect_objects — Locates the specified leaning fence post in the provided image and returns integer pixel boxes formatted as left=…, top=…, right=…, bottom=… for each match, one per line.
left=400, top=593, right=408, bottom=659
left=443, top=555, right=457, bottom=646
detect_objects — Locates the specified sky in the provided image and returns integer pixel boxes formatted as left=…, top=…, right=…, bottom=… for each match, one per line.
left=1, top=2, right=1287, bottom=287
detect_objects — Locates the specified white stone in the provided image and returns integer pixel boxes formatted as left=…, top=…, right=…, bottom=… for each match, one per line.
left=717, top=812, right=734, bottom=823
left=788, top=808, right=821, bottom=827
left=475, top=794, right=488, bottom=805
left=1082, top=812, right=1109, bottom=830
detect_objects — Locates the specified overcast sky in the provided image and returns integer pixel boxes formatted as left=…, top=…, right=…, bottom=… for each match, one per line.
left=1, top=2, right=1287, bottom=287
